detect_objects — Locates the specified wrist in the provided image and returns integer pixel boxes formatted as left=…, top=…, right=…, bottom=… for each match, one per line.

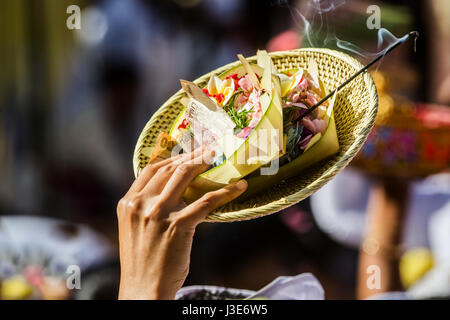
left=118, top=277, right=176, bottom=300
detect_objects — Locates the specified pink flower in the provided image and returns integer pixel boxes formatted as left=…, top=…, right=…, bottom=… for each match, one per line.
left=236, top=92, right=249, bottom=108
left=305, top=91, right=318, bottom=107
left=287, top=90, right=307, bottom=103
left=290, top=102, right=308, bottom=109
left=236, top=126, right=253, bottom=139
left=248, top=106, right=262, bottom=128
left=238, top=75, right=254, bottom=92
left=306, top=72, right=320, bottom=93
left=294, top=77, right=308, bottom=92
left=301, top=118, right=327, bottom=135
left=299, top=134, right=313, bottom=150
left=313, top=118, right=327, bottom=134
left=301, top=118, right=316, bottom=133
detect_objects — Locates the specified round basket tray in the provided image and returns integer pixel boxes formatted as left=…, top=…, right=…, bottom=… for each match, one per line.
left=133, top=48, right=378, bottom=222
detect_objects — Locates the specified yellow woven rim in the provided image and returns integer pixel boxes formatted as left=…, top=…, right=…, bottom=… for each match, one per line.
left=133, top=48, right=378, bottom=222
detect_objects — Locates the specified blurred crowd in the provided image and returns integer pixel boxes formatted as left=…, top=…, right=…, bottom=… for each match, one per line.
left=0, top=0, right=448, bottom=299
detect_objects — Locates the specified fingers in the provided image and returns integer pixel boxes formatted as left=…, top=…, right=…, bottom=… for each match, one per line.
left=159, top=150, right=215, bottom=204
left=150, top=147, right=204, bottom=168
left=127, top=148, right=204, bottom=194
left=177, top=180, right=248, bottom=226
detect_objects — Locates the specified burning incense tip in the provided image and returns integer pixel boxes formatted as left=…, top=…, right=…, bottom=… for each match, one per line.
left=408, top=31, right=419, bottom=52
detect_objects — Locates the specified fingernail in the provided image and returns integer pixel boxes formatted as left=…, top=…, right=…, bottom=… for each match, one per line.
left=202, top=149, right=215, bottom=157
left=201, top=149, right=215, bottom=164
left=236, top=180, right=248, bottom=191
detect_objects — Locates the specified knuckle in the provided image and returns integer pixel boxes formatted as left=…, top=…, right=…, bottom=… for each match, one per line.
left=170, top=215, right=187, bottom=227
left=199, top=193, right=217, bottom=211
left=143, top=164, right=157, bottom=176
left=170, top=215, right=196, bottom=232
left=153, top=197, right=167, bottom=211
left=121, top=194, right=143, bottom=216
left=117, top=197, right=128, bottom=215
left=175, top=163, right=193, bottom=177
left=157, top=164, right=174, bottom=175
left=144, top=197, right=166, bottom=220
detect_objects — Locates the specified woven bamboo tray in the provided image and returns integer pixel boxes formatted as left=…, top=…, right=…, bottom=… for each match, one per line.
left=133, top=48, right=378, bottom=222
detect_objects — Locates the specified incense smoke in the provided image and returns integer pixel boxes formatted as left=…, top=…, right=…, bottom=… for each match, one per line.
left=276, top=0, right=410, bottom=62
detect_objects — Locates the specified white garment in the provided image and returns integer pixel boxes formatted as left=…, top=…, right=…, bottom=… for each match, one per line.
left=311, top=169, right=450, bottom=299
left=0, top=216, right=112, bottom=277
left=310, top=168, right=450, bottom=252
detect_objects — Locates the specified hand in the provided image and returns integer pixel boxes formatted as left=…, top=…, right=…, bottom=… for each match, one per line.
left=117, top=149, right=248, bottom=300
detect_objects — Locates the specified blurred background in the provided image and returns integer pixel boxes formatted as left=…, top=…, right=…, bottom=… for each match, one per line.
left=0, top=0, right=448, bottom=300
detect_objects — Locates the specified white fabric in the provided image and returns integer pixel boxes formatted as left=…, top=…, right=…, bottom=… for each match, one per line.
left=0, top=216, right=112, bottom=276
left=248, top=273, right=325, bottom=300
left=310, top=169, right=450, bottom=252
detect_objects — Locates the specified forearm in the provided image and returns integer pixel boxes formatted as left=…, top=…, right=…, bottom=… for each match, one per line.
left=357, top=178, right=409, bottom=299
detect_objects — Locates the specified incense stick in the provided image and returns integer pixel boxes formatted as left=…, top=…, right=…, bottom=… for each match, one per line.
left=297, top=31, right=419, bottom=121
